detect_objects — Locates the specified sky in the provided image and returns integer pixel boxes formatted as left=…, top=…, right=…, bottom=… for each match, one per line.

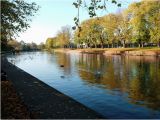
left=18, top=0, right=140, bottom=44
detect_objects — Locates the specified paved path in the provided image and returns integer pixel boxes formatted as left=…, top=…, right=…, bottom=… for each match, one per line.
left=1, top=56, right=104, bottom=119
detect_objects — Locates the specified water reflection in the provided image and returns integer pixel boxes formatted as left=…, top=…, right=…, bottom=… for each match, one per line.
left=55, top=53, right=71, bottom=72
left=7, top=52, right=160, bottom=118
left=76, top=54, right=160, bottom=110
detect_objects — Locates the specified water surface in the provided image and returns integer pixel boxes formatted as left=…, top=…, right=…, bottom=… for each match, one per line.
left=7, top=51, right=160, bottom=118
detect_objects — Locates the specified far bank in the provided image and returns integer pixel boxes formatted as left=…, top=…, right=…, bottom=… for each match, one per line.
left=48, top=48, right=160, bottom=56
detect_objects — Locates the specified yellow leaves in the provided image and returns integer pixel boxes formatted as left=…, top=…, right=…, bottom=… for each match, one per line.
left=7, top=39, right=20, bottom=50
left=72, top=0, right=160, bottom=46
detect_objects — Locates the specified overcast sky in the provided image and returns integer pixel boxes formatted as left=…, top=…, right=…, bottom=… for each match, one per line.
left=17, top=0, right=140, bottom=44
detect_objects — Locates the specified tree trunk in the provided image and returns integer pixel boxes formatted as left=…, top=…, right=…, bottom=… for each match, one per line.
left=101, top=43, right=104, bottom=48
left=123, top=41, right=126, bottom=48
left=139, top=42, right=141, bottom=48
left=88, top=43, right=90, bottom=48
left=107, top=44, right=109, bottom=48
left=138, top=39, right=142, bottom=48
left=112, top=43, right=114, bottom=48
left=100, top=37, right=104, bottom=49
left=141, top=42, right=144, bottom=48
left=95, top=44, right=97, bottom=48
left=101, top=44, right=104, bottom=48
left=138, top=40, right=144, bottom=48
left=158, top=40, right=160, bottom=47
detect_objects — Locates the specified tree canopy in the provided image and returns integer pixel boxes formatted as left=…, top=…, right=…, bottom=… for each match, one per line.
left=1, top=0, right=39, bottom=50
left=72, top=0, right=160, bottom=48
left=45, top=25, right=72, bottom=49
left=72, top=0, right=121, bottom=30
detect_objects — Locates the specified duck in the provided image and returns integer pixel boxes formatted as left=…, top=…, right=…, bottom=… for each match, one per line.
left=94, top=71, right=101, bottom=79
left=60, top=76, right=65, bottom=78
left=60, top=65, right=64, bottom=67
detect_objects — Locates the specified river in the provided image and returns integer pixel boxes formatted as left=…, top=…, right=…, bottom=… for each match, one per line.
left=7, top=51, right=160, bottom=118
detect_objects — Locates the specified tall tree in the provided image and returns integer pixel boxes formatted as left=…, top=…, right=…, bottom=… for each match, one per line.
left=125, top=1, right=159, bottom=47
left=45, top=38, right=54, bottom=49
left=74, top=18, right=104, bottom=48
left=115, top=13, right=132, bottom=48
left=57, top=25, right=72, bottom=48
left=1, top=0, right=39, bottom=50
left=102, top=14, right=120, bottom=47
left=146, top=0, right=160, bottom=47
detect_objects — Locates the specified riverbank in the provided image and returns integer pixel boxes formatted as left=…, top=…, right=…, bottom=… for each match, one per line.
left=1, top=57, right=103, bottom=119
left=52, top=48, right=160, bottom=56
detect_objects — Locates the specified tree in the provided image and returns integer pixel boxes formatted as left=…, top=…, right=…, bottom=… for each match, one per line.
left=91, top=23, right=105, bottom=48
left=30, top=42, right=37, bottom=50
left=38, top=42, right=45, bottom=50
left=102, top=14, right=120, bottom=47
left=72, top=0, right=160, bottom=48
left=56, top=25, right=72, bottom=48
left=125, top=1, right=160, bottom=47
left=19, top=40, right=27, bottom=50
left=74, top=19, right=93, bottom=47
left=147, top=1, right=160, bottom=47
left=1, top=0, right=39, bottom=50
left=45, top=26, right=72, bottom=49
left=74, top=18, right=103, bottom=48
left=7, top=39, right=20, bottom=51
left=114, top=13, right=132, bottom=48
left=72, top=0, right=121, bottom=29
left=45, top=38, right=54, bottom=49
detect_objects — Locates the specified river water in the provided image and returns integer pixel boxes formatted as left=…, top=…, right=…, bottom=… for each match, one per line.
left=7, top=51, right=160, bottom=118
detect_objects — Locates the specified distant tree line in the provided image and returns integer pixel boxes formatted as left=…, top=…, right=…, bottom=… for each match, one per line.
left=45, top=0, right=160, bottom=49
left=6, top=40, right=45, bottom=52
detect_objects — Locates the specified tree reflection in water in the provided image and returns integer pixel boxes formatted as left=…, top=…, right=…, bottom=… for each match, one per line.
left=76, top=54, right=160, bottom=110
left=7, top=52, right=160, bottom=118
